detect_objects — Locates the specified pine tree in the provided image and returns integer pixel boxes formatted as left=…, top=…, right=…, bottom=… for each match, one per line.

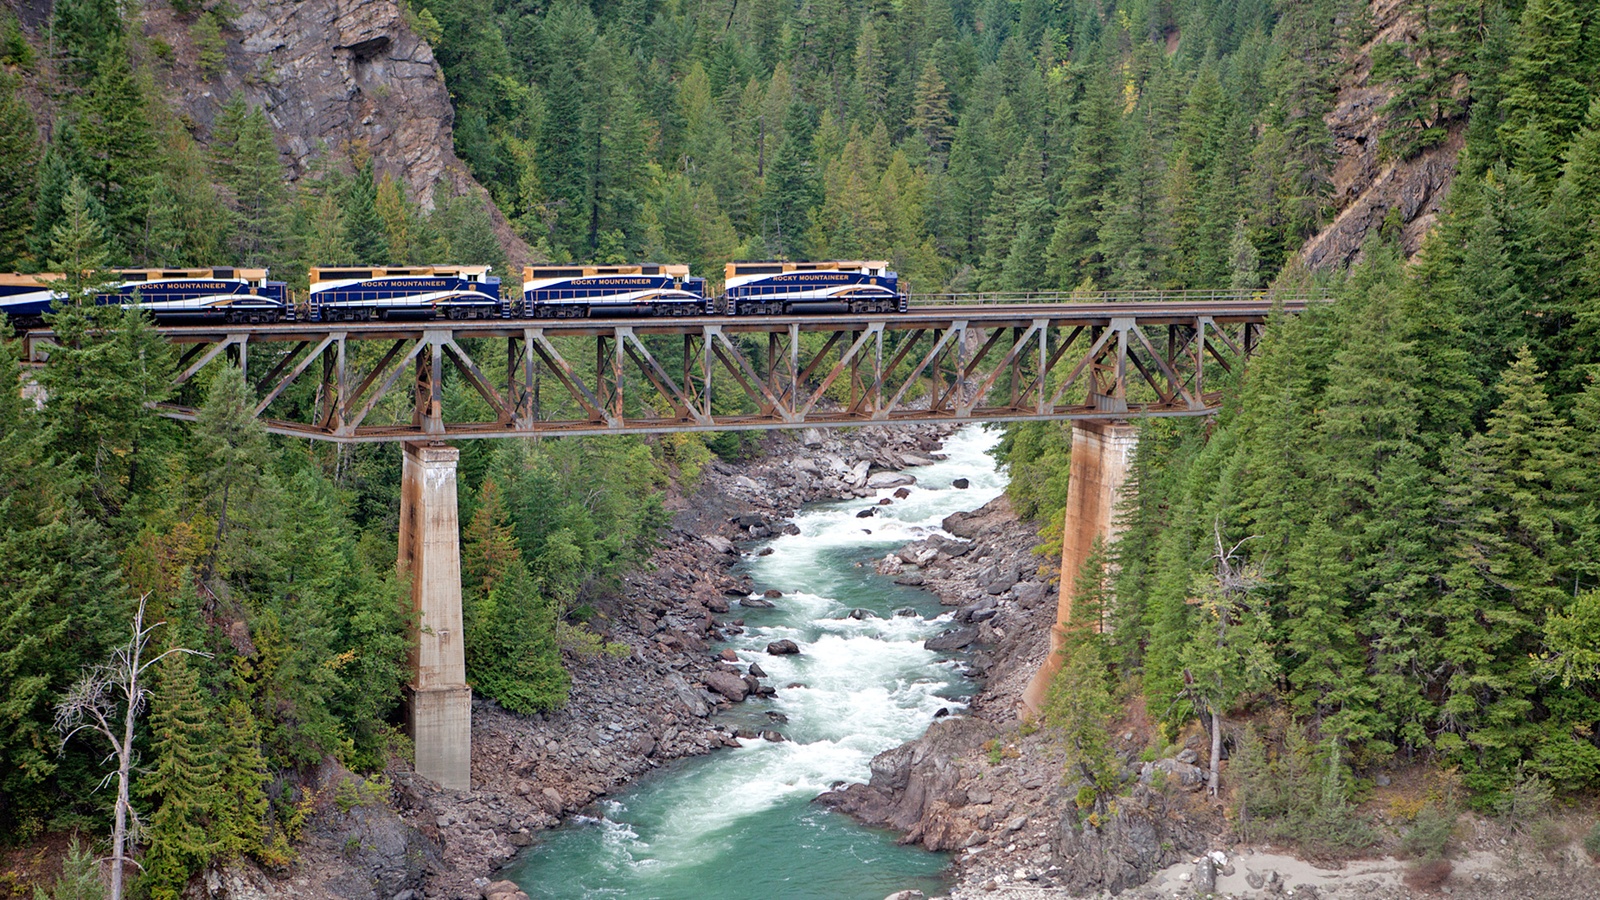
left=33, top=834, right=104, bottom=900
left=68, top=37, right=156, bottom=253
left=214, top=698, right=269, bottom=859
left=212, top=102, right=284, bottom=266
left=1497, top=0, right=1594, bottom=158
left=0, top=72, right=38, bottom=269
left=761, top=99, right=820, bottom=258
left=139, top=650, right=224, bottom=900
left=47, top=178, right=112, bottom=300
left=1436, top=348, right=1577, bottom=791
left=462, top=477, right=522, bottom=598
left=191, top=363, right=270, bottom=576
left=1042, top=539, right=1121, bottom=798
left=908, top=59, right=952, bottom=157
left=342, top=161, right=390, bottom=264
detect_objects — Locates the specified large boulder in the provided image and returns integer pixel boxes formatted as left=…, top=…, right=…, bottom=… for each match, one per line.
left=924, top=627, right=979, bottom=651
left=868, top=472, right=917, bottom=489
left=766, top=639, right=801, bottom=655
left=702, top=671, right=750, bottom=702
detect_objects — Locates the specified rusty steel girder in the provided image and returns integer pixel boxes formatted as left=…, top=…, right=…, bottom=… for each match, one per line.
left=20, top=296, right=1313, bottom=442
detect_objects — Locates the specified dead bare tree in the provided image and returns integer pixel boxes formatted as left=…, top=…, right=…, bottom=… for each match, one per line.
left=55, top=594, right=207, bottom=900
left=1183, top=521, right=1269, bottom=798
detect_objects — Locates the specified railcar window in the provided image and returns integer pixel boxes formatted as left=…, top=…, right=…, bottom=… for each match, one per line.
left=319, top=270, right=372, bottom=281
left=531, top=268, right=581, bottom=278
left=734, top=264, right=784, bottom=275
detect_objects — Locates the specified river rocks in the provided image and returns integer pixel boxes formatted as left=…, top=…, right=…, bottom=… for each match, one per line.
left=924, top=626, right=979, bottom=651
left=979, top=563, right=1020, bottom=595
left=766, top=639, right=801, bottom=655
left=857, top=507, right=878, bottom=518
left=702, top=671, right=750, bottom=702
left=876, top=553, right=905, bottom=575
left=703, top=535, right=738, bottom=555
left=848, top=608, right=877, bottom=620
left=951, top=477, right=970, bottom=489
left=893, top=487, right=913, bottom=499
left=481, top=880, right=529, bottom=900
left=1013, top=581, right=1047, bottom=609
left=955, top=597, right=998, bottom=624
left=867, top=471, right=917, bottom=489
left=883, top=891, right=927, bottom=900
left=741, top=597, right=776, bottom=609
left=763, top=589, right=784, bottom=598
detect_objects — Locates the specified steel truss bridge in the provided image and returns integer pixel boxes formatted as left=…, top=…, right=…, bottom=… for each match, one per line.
left=20, top=291, right=1318, bottom=442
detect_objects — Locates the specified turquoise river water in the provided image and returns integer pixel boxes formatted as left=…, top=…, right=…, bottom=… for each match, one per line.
left=507, top=427, right=1007, bottom=899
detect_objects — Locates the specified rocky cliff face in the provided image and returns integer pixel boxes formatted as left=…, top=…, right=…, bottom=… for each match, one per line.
left=1299, top=0, right=1463, bottom=269
left=147, top=0, right=531, bottom=264
left=9, top=0, right=531, bottom=266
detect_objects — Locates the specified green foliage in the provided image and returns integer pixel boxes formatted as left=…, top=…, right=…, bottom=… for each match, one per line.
left=0, top=72, right=38, bottom=269
left=1584, top=820, right=1600, bottom=861
left=140, top=651, right=225, bottom=900
left=192, top=12, right=227, bottom=79
left=32, top=834, right=104, bottom=900
left=1401, top=802, right=1459, bottom=862
left=994, top=422, right=1072, bottom=556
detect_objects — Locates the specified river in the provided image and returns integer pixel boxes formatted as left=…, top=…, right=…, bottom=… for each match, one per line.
left=506, top=427, right=1008, bottom=899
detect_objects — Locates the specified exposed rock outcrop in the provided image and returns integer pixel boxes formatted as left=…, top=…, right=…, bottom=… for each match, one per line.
left=1299, top=0, right=1463, bottom=269
left=3, top=0, right=534, bottom=266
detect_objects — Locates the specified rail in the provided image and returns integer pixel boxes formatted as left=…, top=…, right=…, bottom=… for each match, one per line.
left=905, top=288, right=1326, bottom=307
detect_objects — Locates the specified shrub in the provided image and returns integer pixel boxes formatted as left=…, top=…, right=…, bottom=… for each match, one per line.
left=1583, top=821, right=1600, bottom=861
left=1401, top=803, right=1457, bottom=861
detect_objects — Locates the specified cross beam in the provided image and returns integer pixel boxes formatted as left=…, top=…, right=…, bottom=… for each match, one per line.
left=20, top=297, right=1312, bottom=442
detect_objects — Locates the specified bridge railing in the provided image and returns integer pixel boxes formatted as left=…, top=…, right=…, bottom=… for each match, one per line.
left=905, top=288, right=1330, bottom=306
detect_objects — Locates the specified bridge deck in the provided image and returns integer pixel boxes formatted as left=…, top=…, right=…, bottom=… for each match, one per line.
left=20, top=295, right=1313, bottom=441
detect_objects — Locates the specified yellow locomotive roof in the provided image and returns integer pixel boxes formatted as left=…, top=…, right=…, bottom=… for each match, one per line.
left=308, top=265, right=493, bottom=282
left=0, top=272, right=64, bottom=286
left=522, top=264, right=691, bottom=279
left=724, top=260, right=890, bottom=277
left=113, top=267, right=270, bottom=281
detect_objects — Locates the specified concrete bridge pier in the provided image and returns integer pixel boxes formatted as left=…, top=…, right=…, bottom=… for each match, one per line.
left=399, top=441, right=472, bottom=790
left=1020, top=421, right=1139, bottom=717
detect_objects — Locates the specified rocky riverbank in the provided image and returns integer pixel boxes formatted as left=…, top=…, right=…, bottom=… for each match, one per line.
left=819, top=485, right=1600, bottom=900
left=210, top=423, right=956, bottom=900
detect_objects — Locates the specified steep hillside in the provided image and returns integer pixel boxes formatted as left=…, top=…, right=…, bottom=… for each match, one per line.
left=3, top=0, right=530, bottom=268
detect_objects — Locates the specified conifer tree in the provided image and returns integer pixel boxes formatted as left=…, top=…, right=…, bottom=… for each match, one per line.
left=46, top=177, right=113, bottom=300
left=1498, top=0, right=1594, bottom=157
left=1043, top=538, right=1121, bottom=799
left=69, top=37, right=156, bottom=253
left=908, top=59, right=952, bottom=157
left=192, top=364, right=270, bottom=576
left=139, top=650, right=223, bottom=900
left=214, top=698, right=269, bottom=859
left=0, top=72, right=37, bottom=269
left=1436, top=348, right=1577, bottom=790
left=342, top=161, right=390, bottom=264
left=462, top=477, right=522, bottom=599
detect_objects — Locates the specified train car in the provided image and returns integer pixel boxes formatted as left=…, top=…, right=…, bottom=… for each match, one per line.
left=307, top=265, right=504, bottom=322
left=2, top=268, right=291, bottom=327
left=521, top=264, right=711, bottom=318
left=0, top=273, right=63, bottom=326
left=722, top=260, right=907, bottom=315
left=103, top=268, right=290, bottom=323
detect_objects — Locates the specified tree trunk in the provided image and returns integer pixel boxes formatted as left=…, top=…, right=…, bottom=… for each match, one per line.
left=1208, top=709, right=1222, bottom=797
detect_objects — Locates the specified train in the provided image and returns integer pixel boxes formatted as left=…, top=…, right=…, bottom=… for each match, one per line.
left=0, top=260, right=909, bottom=327
left=0, top=267, right=291, bottom=327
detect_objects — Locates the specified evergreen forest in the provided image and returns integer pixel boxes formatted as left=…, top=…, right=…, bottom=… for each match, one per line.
left=1, top=0, right=1599, bottom=891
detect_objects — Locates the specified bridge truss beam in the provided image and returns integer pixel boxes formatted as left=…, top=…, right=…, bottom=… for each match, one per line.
left=22, top=300, right=1300, bottom=442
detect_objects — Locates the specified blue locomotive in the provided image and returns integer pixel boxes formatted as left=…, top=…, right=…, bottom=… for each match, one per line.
left=1, top=267, right=291, bottom=326
left=521, top=264, right=712, bottom=318
left=307, top=265, right=505, bottom=322
left=722, top=260, right=907, bottom=315
left=104, top=268, right=290, bottom=323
